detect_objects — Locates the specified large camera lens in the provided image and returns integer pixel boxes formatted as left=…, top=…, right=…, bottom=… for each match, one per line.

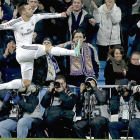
left=11, top=91, right=17, bottom=98
left=54, top=82, right=61, bottom=88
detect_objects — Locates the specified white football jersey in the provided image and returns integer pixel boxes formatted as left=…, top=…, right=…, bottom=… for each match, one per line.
left=0, top=13, right=61, bottom=48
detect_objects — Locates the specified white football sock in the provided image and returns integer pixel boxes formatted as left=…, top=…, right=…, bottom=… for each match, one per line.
left=50, top=46, right=75, bottom=56
left=0, top=79, right=24, bottom=90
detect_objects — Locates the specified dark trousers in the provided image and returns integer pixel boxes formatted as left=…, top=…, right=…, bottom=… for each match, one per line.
left=108, top=118, right=140, bottom=139
left=31, top=118, right=47, bottom=138
left=73, top=116, right=108, bottom=139
left=97, top=45, right=120, bottom=61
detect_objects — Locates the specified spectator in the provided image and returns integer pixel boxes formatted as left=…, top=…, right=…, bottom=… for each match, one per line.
left=92, top=0, right=121, bottom=61
left=27, top=0, right=53, bottom=44
left=108, top=79, right=140, bottom=139
left=0, top=0, right=14, bottom=47
left=63, top=0, right=99, bottom=46
left=0, top=37, right=21, bottom=82
left=73, top=75, right=110, bottom=139
left=34, top=75, right=77, bottom=138
left=60, top=29, right=99, bottom=87
left=116, top=0, right=137, bottom=53
left=104, top=45, right=129, bottom=85
left=129, top=19, right=140, bottom=53
left=32, top=37, right=61, bottom=116
left=126, top=51, right=140, bottom=85
left=0, top=71, right=10, bottom=122
left=0, top=85, right=41, bottom=138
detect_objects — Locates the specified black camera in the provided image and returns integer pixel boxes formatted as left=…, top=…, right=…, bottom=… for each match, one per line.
left=11, top=91, right=17, bottom=98
left=117, top=85, right=127, bottom=95
left=85, top=81, right=91, bottom=88
left=54, top=82, right=61, bottom=88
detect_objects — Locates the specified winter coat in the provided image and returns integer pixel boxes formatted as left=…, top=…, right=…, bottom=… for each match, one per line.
left=0, top=49, right=21, bottom=82
left=93, top=3, right=121, bottom=46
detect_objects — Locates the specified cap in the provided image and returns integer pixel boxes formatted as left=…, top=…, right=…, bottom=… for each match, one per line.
left=42, top=37, right=53, bottom=45
left=85, top=75, right=97, bottom=86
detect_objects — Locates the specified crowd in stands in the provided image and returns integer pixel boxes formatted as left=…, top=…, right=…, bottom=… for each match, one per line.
left=0, top=0, right=140, bottom=138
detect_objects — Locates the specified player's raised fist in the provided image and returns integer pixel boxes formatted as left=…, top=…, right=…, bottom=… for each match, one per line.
left=61, top=12, right=67, bottom=17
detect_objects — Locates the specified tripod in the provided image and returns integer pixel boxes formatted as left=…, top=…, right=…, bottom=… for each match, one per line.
left=87, top=87, right=92, bottom=139
left=126, top=97, right=135, bottom=139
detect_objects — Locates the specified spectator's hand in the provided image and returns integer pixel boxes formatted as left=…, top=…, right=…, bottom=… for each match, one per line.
left=80, top=83, right=86, bottom=93
left=32, top=32, right=37, bottom=42
left=3, top=47, right=9, bottom=58
left=4, top=92, right=11, bottom=101
left=66, top=5, right=73, bottom=16
left=49, top=82, right=55, bottom=93
left=13, top=7, right=18, bottom=19
left=51, top=19, right=56, bottom=24
left=50, top=7, right=55, bottom=13
left=58, top=43, right=64, bottom=47
left=89, top=18, right=96, bottom=26
left=61, top=12, right=67, bottom=17
left=91, top=1, right=98, bottom=11
left=0, top=7, right=3, bottom=20
left=12, top=94, right=20, bottom=104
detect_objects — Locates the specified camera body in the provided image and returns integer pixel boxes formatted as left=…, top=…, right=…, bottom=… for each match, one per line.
left=11, top=91, right=17, bottom=98
left=117, top=85, right=127, bottom=95
left=54, top=82, right=61, bottom=88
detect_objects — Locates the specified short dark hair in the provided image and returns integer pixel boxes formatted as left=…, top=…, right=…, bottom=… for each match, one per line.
left=72, top=0, right=83, bottom=4
left=55, top=75, right=66, bottom=83
left=73, top=29, right=86, bottom=39
left=131, top=51, right=140, bottom=58
left=18, top=2, right=28, bottom=15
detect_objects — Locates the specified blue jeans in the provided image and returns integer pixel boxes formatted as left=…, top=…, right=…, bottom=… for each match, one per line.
left=108, top=118, right=140, bottom=139
left=39, top=87, right=49, bottom=116
left=0, top=117, right=34, bottom=138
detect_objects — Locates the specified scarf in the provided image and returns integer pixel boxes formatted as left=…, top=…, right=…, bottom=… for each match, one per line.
left=46, top=54, right=60, bottom=81
left=70, top=42, right=95, bottom=76
left=109, top=56, right=128, bottom=84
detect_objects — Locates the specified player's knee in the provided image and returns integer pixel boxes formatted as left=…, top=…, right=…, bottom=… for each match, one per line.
left=45, top=45, right=52, bottom=54
left=22, top=79, right=31, bottom=88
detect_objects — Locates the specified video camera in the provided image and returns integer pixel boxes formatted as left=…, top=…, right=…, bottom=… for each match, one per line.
left=11, top=85, right=40, bottom=98
left=127, top=82, right=140, bottom=93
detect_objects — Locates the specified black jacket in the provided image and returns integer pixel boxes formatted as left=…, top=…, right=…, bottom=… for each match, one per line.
left=41, top=86, right=76, bottom=121
left=129, top=17, right=140, bottom=52
left=109, top=88, right=140, bottom=115
left=32, top=55, right=48, bottom=86
left=0, top=94, right=39, bottom=120
left=0, top=49, right=21, bottom=82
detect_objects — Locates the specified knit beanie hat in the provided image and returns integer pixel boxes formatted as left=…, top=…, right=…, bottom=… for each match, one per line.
left=42, top=37, right=53, bottom=45
left=85, top=75, right=98, bottom=86
left=6, top=37, right=16, bottom=45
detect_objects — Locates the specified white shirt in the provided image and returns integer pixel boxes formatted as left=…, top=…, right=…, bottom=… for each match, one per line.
left=0, top=13, right=61, bottom=48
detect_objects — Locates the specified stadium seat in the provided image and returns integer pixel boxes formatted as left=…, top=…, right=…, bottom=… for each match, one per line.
left=98, top=61, right=106, bottom=85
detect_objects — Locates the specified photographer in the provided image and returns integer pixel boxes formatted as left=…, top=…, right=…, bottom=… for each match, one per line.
left=108, top=79, right=140, bottom=139
left=0, top=85, right=41, bottom=138
left=32, top=75, right=77, bottom=138
left=73, top=75, right=110, bottom=139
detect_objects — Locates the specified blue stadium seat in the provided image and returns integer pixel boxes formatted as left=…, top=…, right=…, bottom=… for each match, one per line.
left=98, top=61, right=106, bottom=85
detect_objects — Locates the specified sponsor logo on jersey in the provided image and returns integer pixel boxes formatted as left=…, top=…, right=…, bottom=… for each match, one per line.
left=22, top=29, right=34, bottom=36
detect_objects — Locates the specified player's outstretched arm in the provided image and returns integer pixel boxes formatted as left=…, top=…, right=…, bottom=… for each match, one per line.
left=35, top=12, right=67, bottom=23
